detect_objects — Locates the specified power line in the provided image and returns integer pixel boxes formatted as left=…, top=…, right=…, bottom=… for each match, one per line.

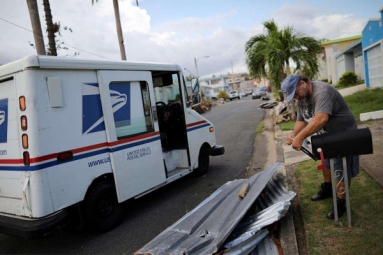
left=0, top=17, right=110, bottom=60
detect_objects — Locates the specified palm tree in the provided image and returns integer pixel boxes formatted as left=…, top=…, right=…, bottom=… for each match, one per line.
left=43, top=0, right=57, bottom=56
left=92, top=0, right=126, bottom=60
left=245, top=20, right=322, bottom=91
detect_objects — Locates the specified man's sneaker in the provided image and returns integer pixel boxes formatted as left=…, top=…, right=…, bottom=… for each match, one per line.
left=311, top=182, right=332, bottom=201
left=327, top=198, right=346, bottom=219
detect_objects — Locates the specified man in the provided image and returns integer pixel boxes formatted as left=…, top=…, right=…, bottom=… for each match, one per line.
left=281, top=74, right=359, bottom=219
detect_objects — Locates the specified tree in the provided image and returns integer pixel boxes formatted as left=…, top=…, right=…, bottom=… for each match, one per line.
left=28, top=0, right=77, bottom=56
left=92, top=0, right=126, bottom=60
left=43, top=0, right=57, bottom=56
left=245, top=20, right=322, bottom=91
left=26, top=0, right=46, bottom=55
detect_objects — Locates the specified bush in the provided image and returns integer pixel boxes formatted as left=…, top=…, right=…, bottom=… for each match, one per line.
left=193, top=98, right=212, bottom=114
left=217, top=90, right=228, bottom=100
left=338, top=71, right=357, bottom=87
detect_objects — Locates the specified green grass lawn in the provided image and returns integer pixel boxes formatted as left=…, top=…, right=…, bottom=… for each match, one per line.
left=344, top=87, right=383, bottom=121
left=295, top=161, right=383, bottom=254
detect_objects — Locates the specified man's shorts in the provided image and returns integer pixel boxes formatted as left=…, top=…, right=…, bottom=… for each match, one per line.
left=325, top=155, right=359, bottom=181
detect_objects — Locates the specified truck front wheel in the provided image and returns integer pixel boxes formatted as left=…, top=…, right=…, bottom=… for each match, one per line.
left=82, top=180, right=124, bottom=233
left=193, top=146, right=210, bottom=177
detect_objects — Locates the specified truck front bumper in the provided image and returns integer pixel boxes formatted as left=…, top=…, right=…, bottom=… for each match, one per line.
left=0, top=209, right=68, bottom=239
left=210, top=145, right=225, bottom=156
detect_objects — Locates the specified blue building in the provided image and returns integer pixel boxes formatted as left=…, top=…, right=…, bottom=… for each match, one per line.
left=362, top=7, right=383, bottom=88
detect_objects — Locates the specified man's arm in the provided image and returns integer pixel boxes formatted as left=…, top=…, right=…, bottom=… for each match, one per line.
left=292, top=112, right=329, bottom=150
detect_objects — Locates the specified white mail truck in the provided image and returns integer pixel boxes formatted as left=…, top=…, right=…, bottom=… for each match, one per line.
left=0, top=55, right=224, bottom=238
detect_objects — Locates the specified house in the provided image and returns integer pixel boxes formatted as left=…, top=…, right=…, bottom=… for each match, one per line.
left=335, top=39, right=364, bottom=83
left=227, top=74, right=245, bottom=90
left=201, top=84, right=230, bottom=100
left=199, top=75, right=229, bottom=100
left=362, top=7, right=383, bottom=88
left=317, top=35, right=363, bottom=84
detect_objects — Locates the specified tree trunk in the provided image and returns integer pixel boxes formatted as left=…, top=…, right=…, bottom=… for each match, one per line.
left=26, top=0, right=46, bottom=55
left=113, top=0, right=126, bottom=60
left=43, top=0, right=57, bottom=56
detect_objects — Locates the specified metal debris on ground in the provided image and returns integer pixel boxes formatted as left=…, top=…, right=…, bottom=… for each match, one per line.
left=134, top=162, right=296, bottom=255
left=274, top=102, right=287, bottom=116
left=259, top=101, right=278, bottom=109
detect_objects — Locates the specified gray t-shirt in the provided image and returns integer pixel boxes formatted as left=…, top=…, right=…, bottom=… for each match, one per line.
left=296, top=81, right=357, bottom=133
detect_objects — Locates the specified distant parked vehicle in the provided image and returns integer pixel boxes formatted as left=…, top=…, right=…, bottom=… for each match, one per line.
left=265, top=86, right=272, bottom=92
left=252, top=87, right=267, bottom=99
left=245, top=88, right=253, bottom=95
left=239, top=90, right=247, bottom=97
left=228, top=90, right=241, bottom=100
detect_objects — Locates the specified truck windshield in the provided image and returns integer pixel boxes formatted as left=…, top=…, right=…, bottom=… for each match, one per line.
left=153, top=73, right=183, bottom=105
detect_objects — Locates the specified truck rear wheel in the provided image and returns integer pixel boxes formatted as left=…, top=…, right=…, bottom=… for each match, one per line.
left=82, top=180, right=124, bottom=233
left=193, top=146, right=210, bottom=177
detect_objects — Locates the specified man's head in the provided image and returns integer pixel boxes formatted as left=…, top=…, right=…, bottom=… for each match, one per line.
left=281, top=74, right=301, bottom=103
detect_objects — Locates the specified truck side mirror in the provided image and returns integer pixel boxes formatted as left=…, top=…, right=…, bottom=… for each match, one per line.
left=191, top=78, right=199, bottom=94
left=192, top=94, right=201, bottom=105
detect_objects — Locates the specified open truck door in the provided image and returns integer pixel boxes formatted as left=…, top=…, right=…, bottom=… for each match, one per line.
left=97, top=70, right=166, bottom=202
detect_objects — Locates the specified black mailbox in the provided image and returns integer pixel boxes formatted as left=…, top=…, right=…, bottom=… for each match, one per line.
left=311, top=128, right=373, bottom=159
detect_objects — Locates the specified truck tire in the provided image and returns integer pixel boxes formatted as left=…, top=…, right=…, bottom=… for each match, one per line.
left=82, top=180, right=124, bottom=233
left=193, top=146, right=210, bottom=177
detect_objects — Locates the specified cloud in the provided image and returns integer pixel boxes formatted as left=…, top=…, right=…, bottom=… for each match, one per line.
left=0, top=0, right=368, bottom=77
left=273, top=3, right=364, bottom=40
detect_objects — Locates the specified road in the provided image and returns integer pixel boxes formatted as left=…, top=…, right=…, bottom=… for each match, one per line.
left=0, top=96, right=267, bottom=254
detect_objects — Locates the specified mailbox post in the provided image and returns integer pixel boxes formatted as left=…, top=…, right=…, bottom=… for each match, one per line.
left=308, top=128, right=373, bottom=226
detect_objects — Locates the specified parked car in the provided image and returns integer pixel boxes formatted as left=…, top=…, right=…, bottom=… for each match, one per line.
left=239, top=90, right=247, bottom=97
left=252, top=87, right=267, bottom=99
left=245, top=88, right=253, bottom=95
left=228, top=90, right=241, bottom=100
left=265, top=86, right=272, bottom=92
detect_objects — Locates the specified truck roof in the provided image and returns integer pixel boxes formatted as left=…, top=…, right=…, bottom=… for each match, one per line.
left=0, top=55, right=182, bottom=79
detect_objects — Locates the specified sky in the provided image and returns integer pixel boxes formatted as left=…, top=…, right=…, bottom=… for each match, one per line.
left=0, top=0, right=382, bottom=78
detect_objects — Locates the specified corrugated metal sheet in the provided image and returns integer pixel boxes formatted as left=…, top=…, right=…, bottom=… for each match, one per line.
left=134, top=162, right=294, bottom=255
left=223, top=229, right=269, bottom=255
left=251, top=233, right=279, bottom=255
left=222, top=173, right=295, bottom=252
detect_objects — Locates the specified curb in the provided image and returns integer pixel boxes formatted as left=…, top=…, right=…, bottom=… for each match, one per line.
left=273, top=118, right=300, bottom=255
left=258, top=107, right=299, bottom=254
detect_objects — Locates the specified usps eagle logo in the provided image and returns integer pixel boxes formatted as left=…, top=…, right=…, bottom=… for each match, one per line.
left=0, top=110, right=4, bottom=126
left=82, top=83, right=130, bottom=135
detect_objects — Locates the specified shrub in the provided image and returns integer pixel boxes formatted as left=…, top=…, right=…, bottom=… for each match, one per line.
left=217, top=90, right=228, bottom=100
left=338, top=71, right=357, bottom=87
left=193, top=98, right=212, bottom=114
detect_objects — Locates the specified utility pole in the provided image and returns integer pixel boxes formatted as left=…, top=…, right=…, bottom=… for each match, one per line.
left=26, top=0, right=46, bottom=55
left=113, top=0, right=127, bottom=60
left=194, top=55, right=209, bottom=79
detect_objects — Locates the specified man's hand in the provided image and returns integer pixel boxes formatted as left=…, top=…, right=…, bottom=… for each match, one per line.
left=292, top=136, right=304, bottom=151
left=287, top=135, right=294, bottom=145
